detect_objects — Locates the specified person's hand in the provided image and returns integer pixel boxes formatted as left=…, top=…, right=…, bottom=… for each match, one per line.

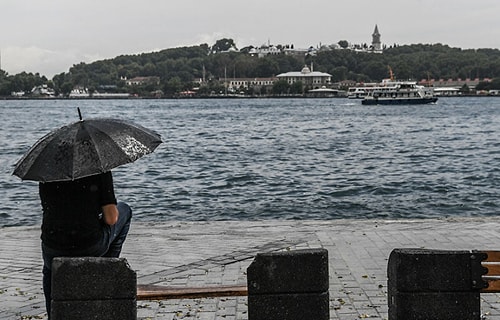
left=102, top=204, right=119, bottom=225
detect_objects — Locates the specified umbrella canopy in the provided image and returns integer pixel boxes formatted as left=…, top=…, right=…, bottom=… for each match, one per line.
left=13, top=111, right=162, bottom=182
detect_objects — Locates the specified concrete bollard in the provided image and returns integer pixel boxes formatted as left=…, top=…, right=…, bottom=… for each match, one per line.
left=51, top=257, right=137, bottom=320
left=247, top=248, right=329, bottom=320
left=387, top=248, right=487, bottom=320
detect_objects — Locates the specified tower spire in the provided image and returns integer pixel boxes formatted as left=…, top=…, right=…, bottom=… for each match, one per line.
left=371, top=24, right=382, bottom=52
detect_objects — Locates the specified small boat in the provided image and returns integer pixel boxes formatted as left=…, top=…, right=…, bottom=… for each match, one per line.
left=308, top=86, right=345, bottom=98
left=361, top=80, right=438, bottom=105
left=347, top=87, right=372, bottom=99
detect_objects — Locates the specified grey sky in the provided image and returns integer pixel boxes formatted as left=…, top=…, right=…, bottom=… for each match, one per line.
left=2, top=0, right=500, bottom=78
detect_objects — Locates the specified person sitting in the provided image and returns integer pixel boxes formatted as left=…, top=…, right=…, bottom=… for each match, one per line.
left=39, top=171, right=132, bottom=319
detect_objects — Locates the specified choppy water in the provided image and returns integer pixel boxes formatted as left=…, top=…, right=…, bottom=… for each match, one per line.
left=1, top=97, right=499, bottom=227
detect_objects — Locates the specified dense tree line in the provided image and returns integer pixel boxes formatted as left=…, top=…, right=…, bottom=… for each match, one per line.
left=314, top=44, right=500, bottom=83
left=0, top=70, right=50, bottom=96
left=2, top=41, right=500, bottom=97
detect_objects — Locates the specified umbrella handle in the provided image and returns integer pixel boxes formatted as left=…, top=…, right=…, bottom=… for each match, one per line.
left=77, top=107, right=83, bottom=121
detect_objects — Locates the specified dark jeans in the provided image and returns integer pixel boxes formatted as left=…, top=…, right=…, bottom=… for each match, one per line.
left=42, top=201, right=132, bottom=318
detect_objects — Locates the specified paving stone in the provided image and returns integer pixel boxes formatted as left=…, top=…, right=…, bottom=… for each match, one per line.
left=2, top=219, right=500, bottom=319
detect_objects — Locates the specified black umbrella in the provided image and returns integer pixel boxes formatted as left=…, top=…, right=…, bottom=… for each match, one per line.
left=13, top=108, right=162, bottom=182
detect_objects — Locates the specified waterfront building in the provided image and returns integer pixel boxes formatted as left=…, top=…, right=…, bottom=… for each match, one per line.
left=69, top=86, right=90, bottom=98
left=276, top=65, right=331, bottom=89
left=125, top=76, right=160, bottom=86
left=433, top=87, right=461, bottom=96
left=224, top=77, right=277, bottom=92
left=31, top=85, right=56, bottom=98
left=419, top=78, right=491, bottom=92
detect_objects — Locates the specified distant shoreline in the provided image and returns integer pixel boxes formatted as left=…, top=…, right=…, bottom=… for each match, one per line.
left=1, top=95, right=499, bottom=101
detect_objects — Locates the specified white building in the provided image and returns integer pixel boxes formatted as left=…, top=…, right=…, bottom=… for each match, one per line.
left=249, top=44, right=282, bottom=58
left=276, top=65, right=331, bottom=89
left=31, top=85, right=56, bottom=97
left=224, top=77, right=277, bottom=92
left=69, top=87, right=90, bottom=98
left=125, top=76, right=160, bottom=86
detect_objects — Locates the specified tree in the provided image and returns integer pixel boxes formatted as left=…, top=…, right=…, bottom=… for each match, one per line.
left=330, top=66, right=348, bottom=82
left=164, top=77, right=183, bottom=95
left=338, top=40, right=349, bottom=49
left=290, top=81, right=304, bottom=94
left=476, top=78, right=500, bottom=91
left=254, top=57, right=279, bottom=77
left=7, top=41, right=498, bottom=98
left=272, top=79, right=290, bottom=95
left=60, top=82, right=74, bottom=96
left=211, top=38, right=237, bottom=53
left=240, top=45, right=254, bottom=54
left=460, top=84, right=470, bottom=94
left=360, top=61, right=389, bottom=80
left=0, top=70, right=10, bottom=95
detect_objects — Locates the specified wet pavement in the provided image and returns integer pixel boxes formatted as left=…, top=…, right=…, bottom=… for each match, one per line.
left=2, top=218, right=500, bottom=319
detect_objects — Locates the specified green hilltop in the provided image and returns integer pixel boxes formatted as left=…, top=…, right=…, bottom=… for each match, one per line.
left=2, top=39, right=500, bottom=97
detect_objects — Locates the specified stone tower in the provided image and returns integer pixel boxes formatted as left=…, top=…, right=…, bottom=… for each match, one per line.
left=372, top=25, right=382, bottom=51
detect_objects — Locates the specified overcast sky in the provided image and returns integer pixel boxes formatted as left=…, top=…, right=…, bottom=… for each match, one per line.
left=2, top=0, right=500, bottom=78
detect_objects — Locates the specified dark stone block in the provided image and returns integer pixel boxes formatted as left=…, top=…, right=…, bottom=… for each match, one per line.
left=388, top=292, right=481, bottom=320
left=387, top=248, right=486, bottom=292
left=51, top=257, right=136, bottom=300
left=387, top=248, right=487, bottom=320
left=248, top=292, right=329, bottom=320
left=247, top=248, right=329, bottom=294
left=51, top=299, right=137, bottom=320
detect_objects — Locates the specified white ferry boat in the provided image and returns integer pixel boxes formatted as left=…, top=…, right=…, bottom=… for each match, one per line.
left=347, top=87, right=372, bottom=99
left=361, top=80, right=438, bottom=105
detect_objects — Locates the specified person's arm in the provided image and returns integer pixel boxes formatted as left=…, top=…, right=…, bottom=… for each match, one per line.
left=102, top=204, right=119, bottom=225
left=100, top=172, right=119, bottom=225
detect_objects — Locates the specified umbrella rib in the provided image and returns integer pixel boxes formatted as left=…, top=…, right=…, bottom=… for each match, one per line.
left=87, top=120, right=159, bottom=161
left=71, top=123, right=87, bottom=180
left=12, top=130, right=58, bottom=180
left=85, top=125, right=106, bottom=173
left=85, top=121, right=130, bottom=170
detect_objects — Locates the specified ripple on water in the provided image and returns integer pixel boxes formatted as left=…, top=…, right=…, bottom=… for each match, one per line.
left=2, top=97, right=500, bottom=226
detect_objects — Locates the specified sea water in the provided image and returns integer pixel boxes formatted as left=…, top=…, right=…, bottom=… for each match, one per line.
left=1, top=97, right=499, bottom=227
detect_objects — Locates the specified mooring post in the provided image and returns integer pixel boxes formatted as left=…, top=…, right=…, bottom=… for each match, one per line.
left=247, top=248, right=330, bottom=320
left=387, top=248, right=487, bottom=320
left=51, top=257, right=137, bottom=320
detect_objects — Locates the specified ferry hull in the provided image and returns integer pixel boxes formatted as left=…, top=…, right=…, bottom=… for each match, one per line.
left=361, top=97, right=438, bottom=105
